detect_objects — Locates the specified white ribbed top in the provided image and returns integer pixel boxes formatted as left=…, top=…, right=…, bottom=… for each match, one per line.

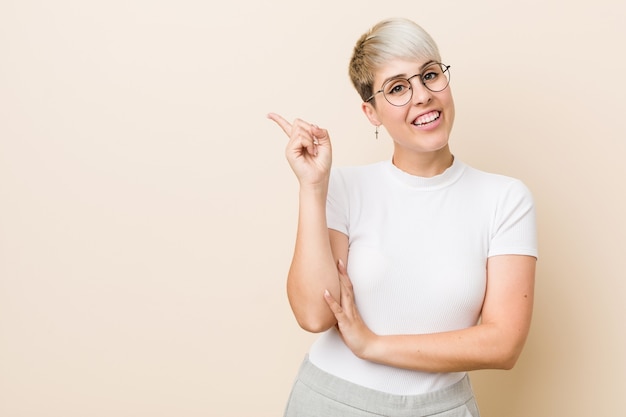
left=308, top=158, right=537, bottom=395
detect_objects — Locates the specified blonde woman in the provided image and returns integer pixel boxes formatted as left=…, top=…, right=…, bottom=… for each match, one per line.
left=268, top=17, right=537, bottom=417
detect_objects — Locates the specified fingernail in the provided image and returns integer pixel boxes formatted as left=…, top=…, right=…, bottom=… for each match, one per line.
left=338, top=259, right=345, bottom=267
left=324, top=289, right=330, bottom=297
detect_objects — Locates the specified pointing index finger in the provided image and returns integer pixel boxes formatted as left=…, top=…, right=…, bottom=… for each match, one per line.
left=267, top=112, right=292, bottom=136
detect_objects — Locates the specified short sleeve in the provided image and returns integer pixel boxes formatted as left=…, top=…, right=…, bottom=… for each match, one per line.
left=488, top=179, right=538, bottom=258
left=326, top=168, right=349, bottom=235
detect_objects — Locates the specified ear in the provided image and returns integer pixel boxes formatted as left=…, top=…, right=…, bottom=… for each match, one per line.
left=361, top=101, right=381, bottom=127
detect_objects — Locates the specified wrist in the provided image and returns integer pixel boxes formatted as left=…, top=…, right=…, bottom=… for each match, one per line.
left=358, top=333, right=384, bottom=362
left=299, top=181, right=329, bottom=197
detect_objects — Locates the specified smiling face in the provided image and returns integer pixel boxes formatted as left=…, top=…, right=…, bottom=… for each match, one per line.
left=362, top=58, right=455, bottom=174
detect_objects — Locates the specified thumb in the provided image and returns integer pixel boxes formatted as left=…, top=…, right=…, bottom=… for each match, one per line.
left=311, top=124, right=330, bottom=143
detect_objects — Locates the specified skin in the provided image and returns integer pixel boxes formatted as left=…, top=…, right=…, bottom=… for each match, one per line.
left=266, top=113, right=342, bottom=332
left=267, top=57, right=536, bottom=372
left=362, top=59, right=456, bottom=177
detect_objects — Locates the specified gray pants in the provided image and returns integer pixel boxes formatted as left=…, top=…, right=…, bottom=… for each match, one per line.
left=284, top=356, right=480, bottom=417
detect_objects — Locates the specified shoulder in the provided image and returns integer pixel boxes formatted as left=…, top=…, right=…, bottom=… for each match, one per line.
left=460, top=163, right=533, bottom=198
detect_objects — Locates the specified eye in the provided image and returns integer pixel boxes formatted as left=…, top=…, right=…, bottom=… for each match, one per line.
left=384, top=79, right=411, bottom=96
left=422, top=70, right=440, bottom=82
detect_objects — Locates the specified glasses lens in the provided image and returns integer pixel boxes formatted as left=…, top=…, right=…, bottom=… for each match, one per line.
left=382, top=78, right=412, bottom=106
left=423, top=63, right=450, bottom=92
left=380, top=63, right=451, bottom=106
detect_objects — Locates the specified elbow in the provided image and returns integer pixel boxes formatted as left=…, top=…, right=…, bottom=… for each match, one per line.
left=495, top=354, right=519, bottom=371
left=296, top=317, right=335, bottom=333
left=490, top=343, right=525, bottom=370
left=294, top=312, right=336, bottom=334
left=287, top=290, right=337, bottom=333
left=479, top=323, right=529, bottom=370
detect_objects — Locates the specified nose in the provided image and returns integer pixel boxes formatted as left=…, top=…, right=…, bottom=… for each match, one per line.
left=410, top=79, right=432, bottom=105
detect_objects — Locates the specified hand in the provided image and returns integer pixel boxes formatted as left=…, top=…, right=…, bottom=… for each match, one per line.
left=324, top=259, right=377, bottom=358
left=267, top=112, right=332, bottom=186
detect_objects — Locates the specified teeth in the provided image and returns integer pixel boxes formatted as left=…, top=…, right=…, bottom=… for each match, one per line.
left=414, top=111, right=440, bottom=126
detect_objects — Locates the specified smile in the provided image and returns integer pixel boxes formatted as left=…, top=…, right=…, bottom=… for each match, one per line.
left=412, top=111, right=440, bottom=126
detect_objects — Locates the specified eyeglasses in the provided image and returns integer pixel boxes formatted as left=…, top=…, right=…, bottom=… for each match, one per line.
left=366, top=62, right=451, bottom=107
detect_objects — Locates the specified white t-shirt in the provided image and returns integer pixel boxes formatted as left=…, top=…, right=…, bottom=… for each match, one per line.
left=308, top=158, right=538, bottom=395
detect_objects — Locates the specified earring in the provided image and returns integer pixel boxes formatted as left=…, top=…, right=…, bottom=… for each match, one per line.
left=375, top=125, right=379, bottom=140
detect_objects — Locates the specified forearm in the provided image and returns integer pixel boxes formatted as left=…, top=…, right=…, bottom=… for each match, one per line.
left=361, top=322, right=529, bottom=373
left=287, top=185, right=341, bottom=333
left=323, top=241, right=535, bottom=373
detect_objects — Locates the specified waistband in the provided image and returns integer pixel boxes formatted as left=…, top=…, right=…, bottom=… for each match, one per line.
left=295, top=355, right=476, bottom=417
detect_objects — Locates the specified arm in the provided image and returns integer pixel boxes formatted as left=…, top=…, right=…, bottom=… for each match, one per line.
left=325, top=254, right=536, bottom=372
left=268, top=113, right=346, bottom=333
left=287, top=206, right=347, bottom=332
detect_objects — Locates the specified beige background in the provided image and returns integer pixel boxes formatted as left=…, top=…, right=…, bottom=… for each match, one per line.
left=1, top=1, right=624, bottom=416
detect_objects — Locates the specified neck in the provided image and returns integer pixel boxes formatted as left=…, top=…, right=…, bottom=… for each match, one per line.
left=391, top=146, right=454, bottom=177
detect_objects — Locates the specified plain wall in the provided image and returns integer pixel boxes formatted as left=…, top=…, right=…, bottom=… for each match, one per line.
left=1, top=1, right=624, bottom=416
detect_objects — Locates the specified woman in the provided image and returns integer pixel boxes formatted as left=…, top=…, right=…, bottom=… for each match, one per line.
left=268, top=17, right=537, bottom=417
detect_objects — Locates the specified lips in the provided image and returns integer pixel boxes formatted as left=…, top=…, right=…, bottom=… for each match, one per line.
left=412, top=111, right=441, bottom=126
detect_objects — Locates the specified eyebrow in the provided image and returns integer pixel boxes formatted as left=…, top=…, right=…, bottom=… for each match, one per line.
left=379, top=60, right=436, bottom=86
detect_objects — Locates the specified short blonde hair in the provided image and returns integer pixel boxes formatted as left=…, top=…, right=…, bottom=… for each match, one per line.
left=349, top=18, right=442, bottom=103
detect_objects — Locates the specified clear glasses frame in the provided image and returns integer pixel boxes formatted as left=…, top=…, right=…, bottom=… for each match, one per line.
left=366, top=63, right=451, bottom=107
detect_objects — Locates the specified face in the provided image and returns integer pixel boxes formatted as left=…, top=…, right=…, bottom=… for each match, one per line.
left=362, top=58, right=455, bottom=162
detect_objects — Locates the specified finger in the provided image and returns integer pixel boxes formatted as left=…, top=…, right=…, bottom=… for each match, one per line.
left=337, top=258, right=348, bottom=274
left=291, top=123, right=318, bottom=157
left=337, top=259, right=353, bottom=291
left=336, top=259, right=356, bottom=312
left=310, top=124, right=330, bottom=144
left=267, top=112, right=292, bottom=136
left=324, top=289, right=343, bottom=315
